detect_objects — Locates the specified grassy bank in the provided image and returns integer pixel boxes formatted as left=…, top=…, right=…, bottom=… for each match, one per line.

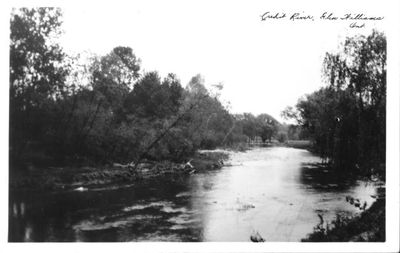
left=302, top=196, right=385, bottom=242
left=245, top=140, right=312, bottom=150
left=9, top=151, right=230, bottom=191
left=285, top=140, right=312, bottom=150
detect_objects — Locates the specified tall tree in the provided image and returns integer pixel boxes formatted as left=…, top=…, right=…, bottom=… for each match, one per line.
left=290, top=30, right=386, bottom=177
left=91, top=46, right=141, bottom=111
left=10, top=8, right=69, bottom=163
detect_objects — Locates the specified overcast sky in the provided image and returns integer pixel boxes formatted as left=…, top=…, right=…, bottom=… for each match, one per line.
left=58, top=0, right=385, bottom=122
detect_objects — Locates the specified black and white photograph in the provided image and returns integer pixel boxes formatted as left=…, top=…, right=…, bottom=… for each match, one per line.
left=2, top=0, right=400, bottom=251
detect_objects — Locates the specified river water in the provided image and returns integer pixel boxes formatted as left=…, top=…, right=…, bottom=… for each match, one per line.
left=9, top=147, right=378, bottom=242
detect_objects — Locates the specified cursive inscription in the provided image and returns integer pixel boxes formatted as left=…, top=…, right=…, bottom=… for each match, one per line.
left=290, top=12, right=314, bottom=21
left=261, top=11, right=384, bottom=28
left=261, top=12, right=286, bottom=20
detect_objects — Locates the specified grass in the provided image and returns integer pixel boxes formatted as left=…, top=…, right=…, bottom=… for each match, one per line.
left=302, top=197, right=385, bottom=242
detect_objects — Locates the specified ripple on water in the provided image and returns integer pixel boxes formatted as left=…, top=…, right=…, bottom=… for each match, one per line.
left=73, top=214, right=160, bottom=231
left=167, top=213, right=199, bottom=226
left=175, top=192, right=191, bottom=198
left=122, top=201, right=173, bottom=212
left=122, top=200, right=189, bottom=214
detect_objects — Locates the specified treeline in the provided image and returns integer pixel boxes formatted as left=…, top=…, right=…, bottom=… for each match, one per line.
left=9, top=8, right=282, bottom=168
left=282, top=30, right=386, bottom=179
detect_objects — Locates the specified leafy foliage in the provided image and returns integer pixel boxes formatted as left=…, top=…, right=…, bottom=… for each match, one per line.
left=285, top=30, right=386, bottom=178
left=14, top=8, right=370, bottom=170
left=10, top=8, right=70, bottom=165
left=10, top=8, right=278, bottom=167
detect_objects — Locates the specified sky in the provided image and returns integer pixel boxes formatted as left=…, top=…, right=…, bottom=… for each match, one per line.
left=57, top=0, right=385, bottom=122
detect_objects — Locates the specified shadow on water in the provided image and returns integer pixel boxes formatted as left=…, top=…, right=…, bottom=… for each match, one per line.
left=299, top=162, right=358, bottom=192
left=9, top=176, right=204, bottom=242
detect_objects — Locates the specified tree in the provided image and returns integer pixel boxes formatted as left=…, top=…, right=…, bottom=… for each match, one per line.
left=10, top=8, right=68, bottom=101
left=324, top=30, right=386, bottom=169
left=10, top=8, right=69, bottom=164
left=181, top=75, right=233, bottom=149
left=91, top=46, right=141, bottom=111
left=257, top=113, right=279, bottom=143
left=240, top=113, right=259, bottom=141
left=281, top=106, right=301, bottom=124
left=291, top=30, right=386, bottom=177
left=124, top=71, right=183, bottom=119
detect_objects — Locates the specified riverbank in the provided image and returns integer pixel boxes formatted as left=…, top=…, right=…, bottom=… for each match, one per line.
left=246, top=140, right=312, bottom=150
left=302, top=195, right=385, bottom=242
left=284, top=140, right=312, bottom=150
left=9, top=150, right=230, bottom=191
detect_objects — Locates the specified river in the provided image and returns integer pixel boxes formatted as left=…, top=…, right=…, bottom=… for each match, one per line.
left=9, top=147, right=378, bottom=242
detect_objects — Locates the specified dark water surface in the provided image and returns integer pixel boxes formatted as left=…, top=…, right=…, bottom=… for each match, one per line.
left=9, top=147, right=378, bottom=242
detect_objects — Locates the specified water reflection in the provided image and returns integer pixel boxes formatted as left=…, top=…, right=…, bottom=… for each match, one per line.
left=24, top=223, right=33, bottom=242
left=299, top=162, right=358, bottom=192
left=9, top=147, right=379, bottom=242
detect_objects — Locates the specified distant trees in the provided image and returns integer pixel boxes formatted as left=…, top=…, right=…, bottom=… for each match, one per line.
left=284, top=30, right=386, bottom=178
left=234, top=113, right=280, bottom=143
left=257, top=114, right=279, bottom=143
